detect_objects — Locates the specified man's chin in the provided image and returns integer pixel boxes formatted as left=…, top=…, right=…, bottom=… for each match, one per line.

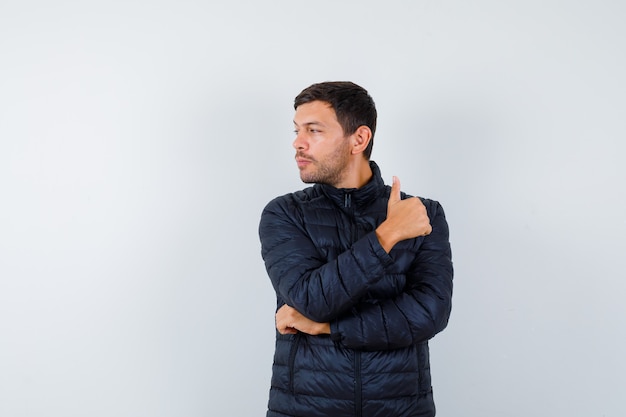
left=300, top=175, right=316, bottom=184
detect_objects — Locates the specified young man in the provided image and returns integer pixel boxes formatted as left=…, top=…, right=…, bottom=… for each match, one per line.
left=259, top=81, right=453, bottom=417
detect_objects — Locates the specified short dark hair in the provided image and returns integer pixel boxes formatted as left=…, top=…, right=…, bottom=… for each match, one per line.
left=294, top=81, right=377, bottom=159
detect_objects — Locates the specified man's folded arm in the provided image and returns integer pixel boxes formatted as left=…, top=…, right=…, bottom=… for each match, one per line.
left=259, top=197, right=394, bottom=322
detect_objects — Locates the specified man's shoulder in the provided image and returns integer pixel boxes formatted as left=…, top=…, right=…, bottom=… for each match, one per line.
left=259, top=186, right=329, bottom=238
left=261, top=186, right=328, bottom=220
left=264, top=186, right=322, bottom=209
left=401, top=193, right=446, bottom=217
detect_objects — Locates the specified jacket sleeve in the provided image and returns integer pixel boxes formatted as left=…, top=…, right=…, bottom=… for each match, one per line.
left=329, top=201, right=453, bottom=350
left=259, top=196, right=395, bottom=322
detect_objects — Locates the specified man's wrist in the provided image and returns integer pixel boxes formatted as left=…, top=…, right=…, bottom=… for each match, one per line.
left=375, top=222, right=398, bottom=253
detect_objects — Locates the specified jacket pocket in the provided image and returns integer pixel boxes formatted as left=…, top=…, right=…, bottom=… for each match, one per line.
left=416, top=342, right=432, bottom=395
left=288, top=333, right=301, bottom=394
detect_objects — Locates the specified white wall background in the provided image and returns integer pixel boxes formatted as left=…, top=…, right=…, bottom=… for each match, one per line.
left=1, top=1, right=624, bottom=416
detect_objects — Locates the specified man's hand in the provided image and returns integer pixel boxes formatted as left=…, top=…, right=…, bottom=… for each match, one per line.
left=376, top=176, right=432, bottom=253
left=275, top=304, right=331, bottom=335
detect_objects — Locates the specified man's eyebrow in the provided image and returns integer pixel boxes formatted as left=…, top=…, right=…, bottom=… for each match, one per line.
left=293, top=121, right=324, bottom=127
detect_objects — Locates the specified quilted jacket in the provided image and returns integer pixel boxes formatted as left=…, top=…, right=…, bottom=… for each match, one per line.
left=259, top=162, right=453, bottom=417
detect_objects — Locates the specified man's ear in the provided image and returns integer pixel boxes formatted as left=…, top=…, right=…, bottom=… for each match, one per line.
left=350, top=125, right=372, bottom=155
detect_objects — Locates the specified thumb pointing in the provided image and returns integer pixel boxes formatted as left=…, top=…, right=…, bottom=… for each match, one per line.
left=389, top=176, right=401, bottom=203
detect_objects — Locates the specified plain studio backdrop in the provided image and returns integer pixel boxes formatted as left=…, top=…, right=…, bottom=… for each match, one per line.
left=1, top=1, right=624, bottom=416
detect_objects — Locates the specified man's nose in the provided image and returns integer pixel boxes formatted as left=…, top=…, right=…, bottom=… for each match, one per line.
left=292, top=132, right=307, bottom=150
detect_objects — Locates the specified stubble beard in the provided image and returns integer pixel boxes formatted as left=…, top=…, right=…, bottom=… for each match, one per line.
left=298, top=142, right=351, bottom=187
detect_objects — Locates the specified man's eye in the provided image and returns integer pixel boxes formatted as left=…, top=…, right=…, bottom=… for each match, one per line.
left=309, top=129, right=320, bottom=133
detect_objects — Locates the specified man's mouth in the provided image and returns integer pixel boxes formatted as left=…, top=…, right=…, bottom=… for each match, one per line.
left=296, top=158, right=311, bottom=168
left=295, top=154, right=314, bottom=167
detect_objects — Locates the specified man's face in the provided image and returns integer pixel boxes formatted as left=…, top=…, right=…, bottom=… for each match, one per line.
left=293, top=100, right=351, bottom=187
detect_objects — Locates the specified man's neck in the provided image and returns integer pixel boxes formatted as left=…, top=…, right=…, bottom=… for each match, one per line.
left=336, top=159, right=373, bottom=189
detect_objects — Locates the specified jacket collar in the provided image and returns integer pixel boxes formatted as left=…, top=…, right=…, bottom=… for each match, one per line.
left=316, top=161, right=386, bottom=209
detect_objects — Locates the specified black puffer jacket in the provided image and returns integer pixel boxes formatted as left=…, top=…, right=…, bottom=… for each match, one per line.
left=259, top=162, right=453, bottom=417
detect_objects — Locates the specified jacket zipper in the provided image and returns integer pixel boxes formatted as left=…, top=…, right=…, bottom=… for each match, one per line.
left=288, top=333, right=301, bottom=394
left=354, top=351, right=362, bottom=417
left=346, top=191, right=362, bottom=416
left=344, top=191, right=358, bottom=239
